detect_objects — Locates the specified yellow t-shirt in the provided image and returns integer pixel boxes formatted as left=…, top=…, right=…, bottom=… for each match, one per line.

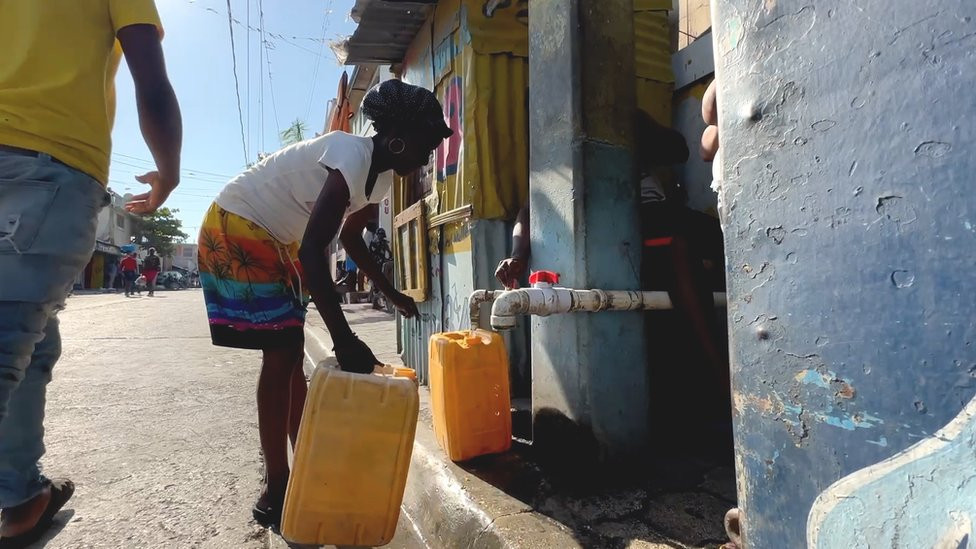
left=0, top=1, right=163, bottom=184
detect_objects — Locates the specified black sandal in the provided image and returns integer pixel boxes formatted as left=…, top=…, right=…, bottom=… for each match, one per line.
left=0, top=478, right=75, bottom=549
left=252, top=498, right=283, bottom=529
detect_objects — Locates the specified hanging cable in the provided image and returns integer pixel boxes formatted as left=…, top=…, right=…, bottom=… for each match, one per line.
left=259, top=0, right=281, bottom=140
left=112, top=152, right=233, bottom=180
left=246, top=0, right=252, bottom=160
left=225, top=0, right=249, bottom=165
left=258, top=0, right=265, bottom=154
left=303, top=0, right=335, bottom=122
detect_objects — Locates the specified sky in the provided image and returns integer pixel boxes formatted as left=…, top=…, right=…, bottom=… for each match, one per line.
left=109, top=0, right=358, bottom=239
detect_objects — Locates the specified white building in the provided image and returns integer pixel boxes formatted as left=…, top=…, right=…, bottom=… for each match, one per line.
left=76, top=191, right=140, bottom=289
left=167, top=243, right=199, bottom=273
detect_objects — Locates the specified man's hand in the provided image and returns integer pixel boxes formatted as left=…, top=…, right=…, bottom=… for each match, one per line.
left=118, top=24, right=182, bottom=212
left=125, top=171, right=177, bottom=214
left=495, top=256, right=527, bottom=289
left=701, top=80, right=720, bottom=161
left=334, top=335, right=381, bottom=374
left=389, top=291, right=420, bottom=318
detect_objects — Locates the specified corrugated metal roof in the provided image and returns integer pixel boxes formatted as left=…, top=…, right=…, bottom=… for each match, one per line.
left=345, top=0, right=436, bottom=64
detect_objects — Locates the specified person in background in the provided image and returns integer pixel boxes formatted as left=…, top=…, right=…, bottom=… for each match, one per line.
left=105, top=259, right=119, bottom=293
left=700, top=79, right=741, bottom=549
left=120, top=252, right=140, bottom=298
left=142, top=247, right=162, bottom=296
left=197, top=79, right=451, bottom=528
left=495, top=109, right=726, bottom=380
left=0, top=2, right=182, bottom=544
left=701, top=80, right=721, bottom=177
left=359, top=220, right=378, bottom=291
left=636, top=110, right=727, bottom=390
left=362, top=220, right=378, bottom=249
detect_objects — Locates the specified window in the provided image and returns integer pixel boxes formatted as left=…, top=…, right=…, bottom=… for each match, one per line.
left=116, top=213, right=126, bottom=229
left=392, top=201, right=428, bottom=302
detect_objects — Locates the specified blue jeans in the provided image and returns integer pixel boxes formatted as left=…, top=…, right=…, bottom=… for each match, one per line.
left=0, top=150, right=107, bottom=508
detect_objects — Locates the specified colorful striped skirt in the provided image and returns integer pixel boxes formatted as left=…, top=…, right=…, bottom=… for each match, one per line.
left=198, top=203, right=310, bottom=349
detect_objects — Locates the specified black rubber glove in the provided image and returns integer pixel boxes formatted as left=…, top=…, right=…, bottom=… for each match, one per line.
left=334, top=335, right=381, bottom=374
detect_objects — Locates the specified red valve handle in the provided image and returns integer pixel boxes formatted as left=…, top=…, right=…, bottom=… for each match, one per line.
left=529, top=270, right=560, bottom=285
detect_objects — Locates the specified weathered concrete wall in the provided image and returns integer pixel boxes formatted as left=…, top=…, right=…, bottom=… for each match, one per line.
left=529, top=1, right=648, bottom=461
left=710, top=0, right=976, bottom=546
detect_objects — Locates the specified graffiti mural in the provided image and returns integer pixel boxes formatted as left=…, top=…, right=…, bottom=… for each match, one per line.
left=437, top=76, right=463, bottom=183
left=807, top=395, right=976, bottom=548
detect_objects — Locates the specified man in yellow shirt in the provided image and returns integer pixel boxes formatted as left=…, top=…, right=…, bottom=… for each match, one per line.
left=0, top=2, right=182, bottom=544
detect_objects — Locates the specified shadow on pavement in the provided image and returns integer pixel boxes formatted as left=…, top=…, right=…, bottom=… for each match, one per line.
left=28, top=509, right=75, bottom=548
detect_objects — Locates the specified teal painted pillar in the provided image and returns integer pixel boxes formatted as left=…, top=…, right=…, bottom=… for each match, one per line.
left=528, top=1, right=648, bottom=462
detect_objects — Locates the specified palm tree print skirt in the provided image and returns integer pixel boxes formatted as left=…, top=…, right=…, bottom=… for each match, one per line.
left=198, top=203, right=309, bottom=349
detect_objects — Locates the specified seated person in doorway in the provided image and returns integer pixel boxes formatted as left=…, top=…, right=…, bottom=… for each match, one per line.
left=495, top=109, right=727, bottom=386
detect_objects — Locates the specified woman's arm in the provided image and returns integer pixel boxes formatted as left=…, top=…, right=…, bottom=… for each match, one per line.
left=299, top=170, right=380, bottom=372
left=339, top=207, right=419, bottom=317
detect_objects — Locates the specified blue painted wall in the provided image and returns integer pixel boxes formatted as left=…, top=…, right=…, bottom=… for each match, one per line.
left=711, top=0, right=976, bottom=546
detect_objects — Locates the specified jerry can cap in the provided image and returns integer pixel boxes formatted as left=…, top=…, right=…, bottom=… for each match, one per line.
left=529, top=270, right=560, bottom=285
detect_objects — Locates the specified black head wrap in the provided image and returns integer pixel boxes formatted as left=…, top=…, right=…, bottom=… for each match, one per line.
left=361, top=80, right=453, bottom=141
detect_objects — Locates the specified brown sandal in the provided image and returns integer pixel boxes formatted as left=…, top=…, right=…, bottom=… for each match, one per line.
left=0, top=478, right=75, bottom=549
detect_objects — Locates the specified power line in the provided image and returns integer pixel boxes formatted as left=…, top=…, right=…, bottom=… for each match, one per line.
left=110, top=155, right=234, bottom=181
left=303, top=1, right=335, bottom=122
left=263, top=25, right=282, bottom=141
left=258, top=0, right=265, bottom=153
left=225, top=0, right=250, bottom=165
left=246, top=0, right=252, bottom=160
left=182, top=0, right=331, bottom=60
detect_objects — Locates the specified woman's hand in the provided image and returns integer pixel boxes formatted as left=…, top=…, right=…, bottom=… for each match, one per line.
left=495, top=257, right=527, bottom=289
left=389, top=291, right=420, bottom=318
left=334, top=335, right=381, bottom=374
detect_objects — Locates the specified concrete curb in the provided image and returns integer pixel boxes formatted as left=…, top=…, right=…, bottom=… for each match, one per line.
left=296, top=324, right=581, bottom=549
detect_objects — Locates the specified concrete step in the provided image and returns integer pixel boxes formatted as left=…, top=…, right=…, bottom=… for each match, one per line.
left=267, top=513, right=426, bottom=549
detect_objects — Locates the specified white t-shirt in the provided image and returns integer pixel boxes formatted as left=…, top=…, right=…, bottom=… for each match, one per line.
left=215, top=132, right=389, bottom=244
left=362, top=228, right=376, bottom=247
left=640, top=174, right=667, bottom=204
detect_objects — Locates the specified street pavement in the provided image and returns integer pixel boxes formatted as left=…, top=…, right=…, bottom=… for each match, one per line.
left=28, top=289, right=421, bottom=549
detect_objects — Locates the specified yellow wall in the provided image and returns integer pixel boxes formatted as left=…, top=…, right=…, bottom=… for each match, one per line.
left=635, top=1, right=676, bottom=125
left=393, top=0, right=680, bottom=222
left=676, top=0, right=713, bottom=49
left=397, top=0, right=529, bottom=222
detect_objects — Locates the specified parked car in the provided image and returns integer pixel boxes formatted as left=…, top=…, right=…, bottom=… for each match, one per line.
left=157, top=271, right=188, bottom=290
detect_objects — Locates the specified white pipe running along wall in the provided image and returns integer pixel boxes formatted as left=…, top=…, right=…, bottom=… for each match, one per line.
left=468, top=286, right=727, bottom=331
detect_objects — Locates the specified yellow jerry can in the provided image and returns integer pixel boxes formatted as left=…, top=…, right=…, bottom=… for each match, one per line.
left=429, top=330, right=512, bottom=462
left=281, top=365, right=419, bottom=546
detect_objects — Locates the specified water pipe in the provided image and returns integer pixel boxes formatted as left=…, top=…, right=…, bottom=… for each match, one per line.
left=469, top=271, right=727, bottom=331
left=468, top=289, right=499, bottom=328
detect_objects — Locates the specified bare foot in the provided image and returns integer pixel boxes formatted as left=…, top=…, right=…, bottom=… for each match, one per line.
left=0, top=485, right=51, bottom=538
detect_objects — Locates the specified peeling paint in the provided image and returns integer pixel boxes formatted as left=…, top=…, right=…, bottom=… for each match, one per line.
left=866, top=436, right=888, bottom=448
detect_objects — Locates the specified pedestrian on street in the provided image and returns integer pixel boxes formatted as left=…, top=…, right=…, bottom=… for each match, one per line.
left=142, top=247, right=162, bottom=296
left=120, top=253, right=139, bottom=297
left=0, top=2, right=182, bottom=545
left=105, top=259, right=119, bottom=293
left=198, top=79, right=450, bottom=529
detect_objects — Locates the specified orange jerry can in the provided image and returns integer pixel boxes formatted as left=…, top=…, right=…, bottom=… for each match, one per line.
left=429, top=330, right=512, bottom=462
left=281, top=366, right=419, bottom=547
